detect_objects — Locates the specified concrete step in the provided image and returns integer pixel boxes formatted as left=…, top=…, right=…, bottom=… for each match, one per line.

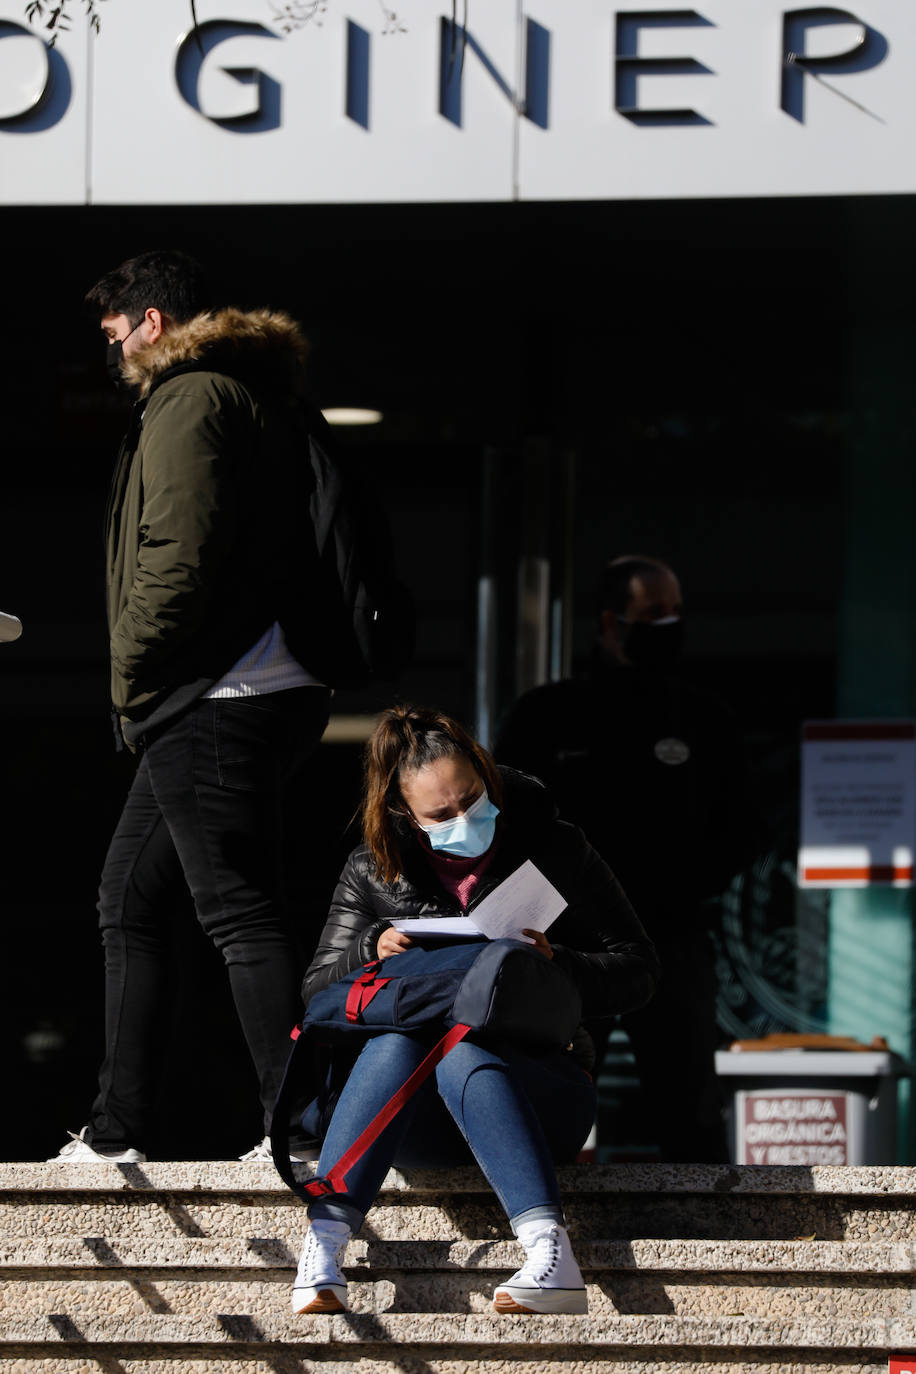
left=1, top=1164, right=913, bottom=1371
left=0, top=1361, right=908, bottom=1374
left=0, top=1365, right=906, bottom=1374
left=1, top=1238, right=913, bottom=1320
left=2, top=1233, right=913, bottom=1272
left=2, top=1162, right=914, bottom=1242
left=2, top=1270, right=914, bottom=1320
left=5, top=1162, right=915, bottom=1195
left=2, top=1309, right=916, bottom=1351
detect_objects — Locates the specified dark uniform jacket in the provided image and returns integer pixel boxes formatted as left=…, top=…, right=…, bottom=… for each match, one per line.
left=303, top=767, right=660, bottom=1070
left=495, top=665, right=753, bottom=939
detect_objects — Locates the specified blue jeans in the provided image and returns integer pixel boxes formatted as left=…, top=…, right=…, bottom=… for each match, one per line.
left=308, top=1033, right=596, bottom=1232
left=88, top=686, right=331, bottom=1151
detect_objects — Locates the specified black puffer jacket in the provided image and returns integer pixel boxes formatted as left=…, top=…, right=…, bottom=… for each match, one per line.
left=303, top=769, right=660, bottom=1065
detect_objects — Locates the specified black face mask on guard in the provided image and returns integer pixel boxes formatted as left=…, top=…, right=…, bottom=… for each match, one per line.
left=618, top=616, right=685, bottom=671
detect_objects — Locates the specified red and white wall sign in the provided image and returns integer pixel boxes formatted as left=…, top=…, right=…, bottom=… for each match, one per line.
left=798, top=721, right=916, bottom=888
left=889, top=1359, right=916, bottom=1374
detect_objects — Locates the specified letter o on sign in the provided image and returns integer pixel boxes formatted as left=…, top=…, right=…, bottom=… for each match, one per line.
left=0, top=21, right=71, bottom=131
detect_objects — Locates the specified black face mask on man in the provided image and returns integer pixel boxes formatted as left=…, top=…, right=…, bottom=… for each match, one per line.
left=105, top=316, right=146, bottom=391
left=617, top=615, right=685, bottom=671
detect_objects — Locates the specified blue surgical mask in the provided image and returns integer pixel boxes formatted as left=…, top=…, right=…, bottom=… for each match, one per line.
left=420, top=787, right=500, bottom=858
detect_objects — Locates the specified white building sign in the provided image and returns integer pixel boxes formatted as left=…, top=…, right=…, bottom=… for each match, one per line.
left=0, top=0, right=912, bottom=204
left=798, top=720, right=916, bottom=888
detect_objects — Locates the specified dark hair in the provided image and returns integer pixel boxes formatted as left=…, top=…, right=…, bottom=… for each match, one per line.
left=597, top=554, right=674, bottom=617
left=362, top=704, right=503, bottom=884
left=85, top=249, right=208, bottom=325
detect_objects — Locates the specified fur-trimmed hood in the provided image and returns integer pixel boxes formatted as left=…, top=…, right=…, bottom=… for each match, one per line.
left=121, top=307, right=309, bottom=400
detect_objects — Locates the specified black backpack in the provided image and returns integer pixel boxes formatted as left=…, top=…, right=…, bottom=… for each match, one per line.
left=297, top=410, right=415, bottom=690
left=137, top=364, right=414, bottom=693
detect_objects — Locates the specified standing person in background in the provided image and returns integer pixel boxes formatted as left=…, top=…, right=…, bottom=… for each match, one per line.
left=49, top=250, right=333, bottom=1164
left=496, top=555, right=752, bottom=1162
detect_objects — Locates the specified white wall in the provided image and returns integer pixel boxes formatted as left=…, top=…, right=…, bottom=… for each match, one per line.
left=0, top=0, right=910, bottom=204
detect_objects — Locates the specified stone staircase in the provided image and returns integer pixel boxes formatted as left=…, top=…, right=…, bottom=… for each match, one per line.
left=0, top=1161, right=914, bottom=1372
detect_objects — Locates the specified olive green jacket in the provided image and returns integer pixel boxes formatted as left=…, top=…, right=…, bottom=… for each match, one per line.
left=106, top=307, right=315, bottom=743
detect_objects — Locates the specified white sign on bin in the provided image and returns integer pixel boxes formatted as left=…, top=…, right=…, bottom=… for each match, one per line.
left=716, top=1048, right=903, bottom=1166
left=739, top=1090, right=848, bottom=1165
left=798, top=720, right=916, bottom=888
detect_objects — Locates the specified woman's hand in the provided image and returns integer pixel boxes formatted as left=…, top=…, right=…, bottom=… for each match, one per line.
left=522, top=928, right=553, bottom=959
left=376, top=927, right=415, bottom=959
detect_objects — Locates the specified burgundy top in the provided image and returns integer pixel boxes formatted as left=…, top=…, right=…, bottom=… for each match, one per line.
left=423, top=836, right=500, bottom=912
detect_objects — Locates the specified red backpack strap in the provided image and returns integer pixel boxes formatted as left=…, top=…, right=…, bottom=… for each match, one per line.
left=303, top=1022, right=470, bottom=1199
left=345, top=963, right=392, bottom=1024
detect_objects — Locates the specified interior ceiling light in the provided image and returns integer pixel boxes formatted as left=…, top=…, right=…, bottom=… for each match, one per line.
left=322, top=407, right=383, bottom=427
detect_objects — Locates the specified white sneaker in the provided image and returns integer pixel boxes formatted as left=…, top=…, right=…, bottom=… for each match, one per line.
left=47, top=1127, right=147, bottom=1164
left=239, top=1135, right=319, bottom=1163
left=493, top=1220, right=588, bottom=1314
left=291, top=1219, right=351, bottom=1314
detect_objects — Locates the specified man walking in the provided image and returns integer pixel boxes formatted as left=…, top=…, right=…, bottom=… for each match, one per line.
left=50, top=250, right=333, bottom=1162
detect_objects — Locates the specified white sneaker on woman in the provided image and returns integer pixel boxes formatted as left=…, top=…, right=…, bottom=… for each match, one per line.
left=493, top=1219, right=588, bottom=1314
left=291, top=1219, right=352, bottom=1313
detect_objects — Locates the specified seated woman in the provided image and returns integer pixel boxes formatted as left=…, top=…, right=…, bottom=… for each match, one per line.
left=292, top=704, right=659, bottom=1317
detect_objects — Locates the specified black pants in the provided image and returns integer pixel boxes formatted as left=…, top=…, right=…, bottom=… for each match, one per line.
left=621, top=930, right=728, bottom=1163
left=88, top=687, right=331, bottom=1152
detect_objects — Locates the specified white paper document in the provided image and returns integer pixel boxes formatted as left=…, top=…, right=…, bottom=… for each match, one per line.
left=466, top=860, right=567, bottom=939
left=390, top=916, right=482, bottom=940
left=392, top=862, right=567, bottom=942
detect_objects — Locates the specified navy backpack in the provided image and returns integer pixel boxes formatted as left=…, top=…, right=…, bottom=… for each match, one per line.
left=270, top=938, right=582, bottom=1201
